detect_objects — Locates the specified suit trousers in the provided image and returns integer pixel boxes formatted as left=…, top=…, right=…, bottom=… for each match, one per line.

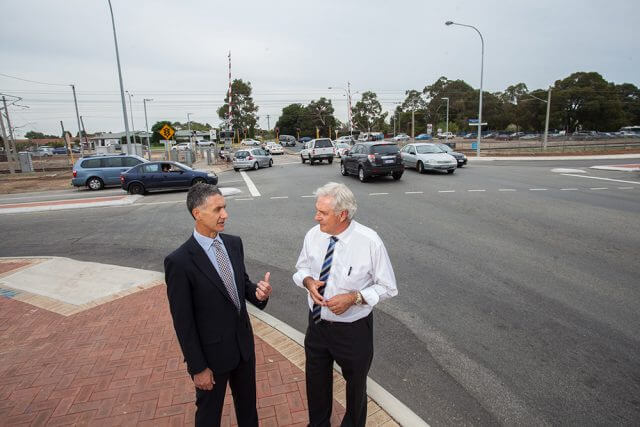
left=304, top=311, right=374, bottom=427
left=194, top=353, right=258, bottom=427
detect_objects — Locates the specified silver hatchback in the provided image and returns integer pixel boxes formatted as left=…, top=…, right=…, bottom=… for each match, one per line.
left=233, top=148, right=273, bottom=171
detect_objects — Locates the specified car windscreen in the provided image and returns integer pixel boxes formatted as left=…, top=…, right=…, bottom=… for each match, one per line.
left=235, top=151, right=249, bottom=158
left=371, top=144, right=399, bottom=155
left=416, top=145, right=443, bottom=154
left=314, top=139, right=332, bottom=148
left=437, top=144, right=452, bottom=152
left=174, top=162, right=192, bottom=171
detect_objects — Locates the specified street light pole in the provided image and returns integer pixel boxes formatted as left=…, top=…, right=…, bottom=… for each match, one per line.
left=329, top=84, right=356, bottom=139
left=125, top=91, right=136, bottom=145
left=70, top=84, right=86, bottom=156
left=143, top=98, right=153, bottom=160
left=543, top=87, right=552, bottom=150
left=187, top=113, right=193, bottom=146
left=107, top=0, right=131, bottom=152
left=442, top=97, right=450, bottom=142
left=446, top=21, right=484, bottom=157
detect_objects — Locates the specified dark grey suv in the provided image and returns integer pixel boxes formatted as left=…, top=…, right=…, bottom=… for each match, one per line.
left=340, top=142, right=404, bottom=182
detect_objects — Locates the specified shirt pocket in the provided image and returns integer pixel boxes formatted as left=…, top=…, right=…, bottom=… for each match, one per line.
left=336, top=263, right=370, bottom=292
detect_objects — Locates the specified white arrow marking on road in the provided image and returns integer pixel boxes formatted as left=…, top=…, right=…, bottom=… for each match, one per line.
left=561, top=173, right=640, bottom=185
left=240, top=171, right=261, bottom=197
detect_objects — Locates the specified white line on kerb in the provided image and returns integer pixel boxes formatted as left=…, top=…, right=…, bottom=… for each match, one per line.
left=405, top=191, right=423, bottom=194
left=529, top=188, right=548, bottom=191
left=438, top=190, right=455, bottom=193
left=618, top=187, right=634, bottom=190
left=369, top=193, right=389, bottom=196
left=239, top=171, right=261, bottom=197
left=561, top=173, right=640, bottom=185
left=590, top=187, right=608, bottom=190
left=498, top=189, right=516, bottom=192
left=270, top=196, right=289, bottom=199
left=560, top=188, right=578, bottom=191
left=468, top=189, right=486, bottom=192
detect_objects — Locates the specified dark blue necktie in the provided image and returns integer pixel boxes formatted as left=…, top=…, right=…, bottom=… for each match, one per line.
left=312, top=236, right=338, bottom=324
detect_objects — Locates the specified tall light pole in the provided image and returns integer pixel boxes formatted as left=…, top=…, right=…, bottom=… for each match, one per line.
left=442, top=97, right=450, bottom=142
left=187, top=113, right=193, bottom=146
left=526, top=88, right=552, bottom=149
left=125, top=90, right=136, bottom=145
left=329, top=83, right=357, bottom=138
left=446, top=21, right=484, bottom=157
left=107, top=0, right=131, bottom=152
left=143, top=98, right=153, bottom=160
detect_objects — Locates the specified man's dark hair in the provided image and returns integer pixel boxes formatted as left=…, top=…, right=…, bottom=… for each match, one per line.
left=186, top=183, right=222, bottom=219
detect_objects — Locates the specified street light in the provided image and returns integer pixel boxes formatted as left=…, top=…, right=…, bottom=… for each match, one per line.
left=187, top=113, right=193, bottom=146
left=125, top=91, right=136, bottom=145
left=143, top=98, right=153, bottom=160
left=446, top=20, right=484, bottom=157
left=328, top=83, right=356, bottom=138
left=442, top=97, right=449, bottom=142
left=107, top=0, right=131, bottom=152
left=525, top=88, right=552, bottom=150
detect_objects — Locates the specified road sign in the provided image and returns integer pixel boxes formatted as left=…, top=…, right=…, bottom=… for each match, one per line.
left=468, top=119, right=487, bottom=126
left=209, top=129, right=217, bottom=140
left=427, top=123, right=433, bottom=135
left=159, top=124, right=175, bottom=140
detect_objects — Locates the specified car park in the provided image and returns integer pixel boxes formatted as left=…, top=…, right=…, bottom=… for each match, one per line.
left=434, top=143, right=467, bottom=167
left=340, top=142, right=403, bottom=182
left=265, top=142, right=284, bottom=154
left=278, top=135, right=297, bottom=147
left=415, top=133, right=433, bottom=141
left=400, top=143, right=457, bottom=174
left=233, top=148, right=272, bottom=171
left=120, top=161, right=217, bottom=195
left=300, top=138, right=335, bottom=164
left=392, top=133, right=410, bottom=142
left=72, top=154, right=147, bottom=190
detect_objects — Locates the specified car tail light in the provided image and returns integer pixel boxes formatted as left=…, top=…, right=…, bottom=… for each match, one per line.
left=120, top=175, right=124, bottom=184
left=72, top=170, right=77, bottom=178
left=247, top=155, right=254, bottom=160
left=367, top=154, right=376, bottom=163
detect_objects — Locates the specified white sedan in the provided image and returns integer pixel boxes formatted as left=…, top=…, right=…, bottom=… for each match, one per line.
left=392, top=133, right=410, bottom=142
left=171, top=143, right=191, bottom=151
left=334, top=143, right=351, bottom=157
left=265, top=143, right=284, bottom=155
left=399, top=143, right=457, bottom=174
left=241, top=139, right=261, bottom=146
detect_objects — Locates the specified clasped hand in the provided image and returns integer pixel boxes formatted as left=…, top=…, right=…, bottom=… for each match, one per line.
left=304, top=277, right=354, bottom=315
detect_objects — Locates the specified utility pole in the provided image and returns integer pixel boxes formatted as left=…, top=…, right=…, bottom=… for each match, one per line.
left=107, top=0, right=131, bottom=152
left=70, top=84, right=85, bottom=156
left=0, top=100, right=15, bottom=174
left=442, top=97, right=450, bottom=142
left=266, top=114, right=270, bottom=136
left=60, top=120, right=75, bottom=165
left=187, top=113, right=193, bottom=147
left=143, top=98, right=153, bottom=160
left=126, top=91, right=136, bottom=144
left=543, top=87, right=552, bottom=150
left=347, top=81, right=353, bottom=138
left=411, top=109, right=415, bottom=140
left=80, top=116, right=89, bottom=152
left=2, top=96, right=19, bottom=170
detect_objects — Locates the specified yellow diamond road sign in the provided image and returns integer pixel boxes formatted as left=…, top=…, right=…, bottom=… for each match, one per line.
left=159, top=124, right=175, bottom=140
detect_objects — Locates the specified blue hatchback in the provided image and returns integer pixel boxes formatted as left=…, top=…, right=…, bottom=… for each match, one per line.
left=120, top=161, right=218, bottom=195
left=415, top=133, right=433, bottom=140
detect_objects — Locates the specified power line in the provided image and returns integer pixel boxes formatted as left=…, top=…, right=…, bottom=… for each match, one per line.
left=0, top=72, right=69, bottom=87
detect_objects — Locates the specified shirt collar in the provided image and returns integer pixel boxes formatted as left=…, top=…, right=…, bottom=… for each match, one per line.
left=322, top=220, right=356, bottom=245
left=193, top=229, right=222, bottom=250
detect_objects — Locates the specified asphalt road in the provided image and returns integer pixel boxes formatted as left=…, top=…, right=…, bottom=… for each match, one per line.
left=1, top=158, right=639, bottom=425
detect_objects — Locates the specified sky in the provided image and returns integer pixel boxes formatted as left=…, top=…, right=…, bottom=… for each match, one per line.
left=1, top=0, right=638, bottom=137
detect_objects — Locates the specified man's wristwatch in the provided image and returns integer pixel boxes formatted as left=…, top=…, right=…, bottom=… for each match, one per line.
left=354, top=291, right=363, bottom=305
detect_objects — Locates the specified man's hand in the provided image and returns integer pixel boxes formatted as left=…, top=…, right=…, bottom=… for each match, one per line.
left=256, top=272, right=272, bottom=301
left=193, top=367, right=214, bottom=390
left=326, top=292, right=356, bottom=315
left=303, top=277, right=326, bottom=306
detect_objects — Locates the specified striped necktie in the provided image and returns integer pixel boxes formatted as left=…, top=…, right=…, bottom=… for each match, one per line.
left=212, top=239, right=241, bottom=312
left=312, top=236, right=338, bottom=324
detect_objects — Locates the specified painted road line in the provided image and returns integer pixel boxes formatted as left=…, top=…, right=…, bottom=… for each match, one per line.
left=529, top=188, right=548, bottom=191
left=438, top=190, right=455, bottom=193
left=240, top=171, right=261, bottom=197
left=235, top=198, right=254, bottom=201
left=279, top=161, right=302, bottom=165
left=468, top=189, right=486, bottom=192
left=560, top=188, right=579, bottom=191
left=590, top=187, right=608, bottom=190
left=498, top=189, right=516, bottom=192
left=618, top=187, right=634, bottom=190
left=551, top=168, right=586, bottom=173
left=270, top=196, right=289, bottom=199
left=369, top=193, right=389, bottom=196
left=301, top=195, right=315, bottom=198
left=405, top=191, right=424, bottom=194
left=561, top=173, right=640, bottom=185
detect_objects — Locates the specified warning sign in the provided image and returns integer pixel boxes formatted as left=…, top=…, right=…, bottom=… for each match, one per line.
left=159, top=124, right=175, bottom=140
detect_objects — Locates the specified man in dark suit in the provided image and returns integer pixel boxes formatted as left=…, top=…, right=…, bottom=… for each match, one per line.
left=165, top=183, right=272, bottom=426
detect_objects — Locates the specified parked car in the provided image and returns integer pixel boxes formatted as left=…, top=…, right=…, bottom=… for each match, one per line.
left=171, top=143, right=191, bottom=151
left=464, top=133, right=477, bottom=139
left=195, top=139, right=215, bottom=147
left=437, top=132, right=454, bottom=139
left=72, top=154, right=147, bottom=190
left=300, top=138, right=335, bottom=164
left=334, top=143, right=351, bottom=157
left=520, top=134, right=540, bottom=140
left=495, top=133, right=512, bottom=141
left=415, top=133, right=433, bottom=141
left=299, top=136, right=312, bottom=144
left=278, top=135, right=297, bottom=147
left=335, top=135, right=355, bottom=145
left=31, top=146, right=54, bottom=157
left=392, top=133, right=410, bottom=142
left=434, top=143, right=467, bottom=167
left=509, top=131, right=525, bottom=139
left=241, top=138, right=261, bottom=146
left=120, top=161, right=217, bottom=195
left=265, top=142, right=284, bottom=155
left=53, top=147, right=68, bottom=155
left=340, top=142, right=404, bottom=182
left=400, top=143, right=457, bottom=174
left=233, top=148, right=272, bottom=171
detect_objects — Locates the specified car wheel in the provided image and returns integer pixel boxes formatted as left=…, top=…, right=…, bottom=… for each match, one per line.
left=392, top=171, right=403, bottom=180
left=253, top=162, right=259, bottom=170
left=447, top=169, right=455, bottom=174
left=234, top=168, right=240, bottom=172
left=328, top=158, right=333, bottom=164
left=269, top=159, right=273, bottom=167
left=417, top=161, right=424, bottom=174
left=301, top=155, right=306, bottom=164
left=128, top=182, right=145, bottom=195
left=358, top=167, right=368, bottom=182
left=340, top=162, right=348, bottom=176
left=86, top=177, right=104, bottom=191
left=192, top=177, right=207, bottom=185
left=310, top=158, right=315, bottom=165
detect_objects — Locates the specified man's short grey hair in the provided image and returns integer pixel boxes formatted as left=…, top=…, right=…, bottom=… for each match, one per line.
left=186, top=183, right=222, bottom=218
left=314, top=182, right=357, bottom=220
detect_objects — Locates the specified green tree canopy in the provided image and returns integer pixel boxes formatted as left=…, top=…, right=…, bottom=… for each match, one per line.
left=25, top=131, right=58, bottom=139
left=352, top=91, right=387, bottom=132
left=217, top=79, right=259, bottom=137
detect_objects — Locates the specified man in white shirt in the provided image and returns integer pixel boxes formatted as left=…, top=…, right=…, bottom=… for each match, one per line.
left=293, top=182, right=398, bottom=427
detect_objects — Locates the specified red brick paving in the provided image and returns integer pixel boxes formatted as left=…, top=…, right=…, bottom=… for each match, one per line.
left=0, top=284, right=345, bottom=426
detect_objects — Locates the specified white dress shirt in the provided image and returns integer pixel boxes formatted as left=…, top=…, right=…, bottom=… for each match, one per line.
left=293, top=220, right=398, bottom=322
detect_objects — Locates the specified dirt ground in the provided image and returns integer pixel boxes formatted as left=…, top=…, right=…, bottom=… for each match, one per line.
left=0, top=171, right=74, bottom=194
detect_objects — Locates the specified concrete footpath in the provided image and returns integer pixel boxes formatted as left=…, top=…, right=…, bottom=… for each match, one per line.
left=0, top=257, right=426, bottom=426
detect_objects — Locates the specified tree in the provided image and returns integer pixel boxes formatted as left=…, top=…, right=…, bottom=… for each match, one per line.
left=307, top=98, right=337, bottom=129
left=616, top=83, right=640, bottom=125
left=150, top=120, right=174, bottom=145
left=352, top=91, right=387, bottom=131
left=217, top=79, right=259, bottom=137
left=275, top=104, right=311, bottom=137
left=25, top=131, right=58, bottom=139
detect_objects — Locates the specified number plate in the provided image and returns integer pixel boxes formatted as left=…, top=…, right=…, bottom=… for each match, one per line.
left=384, top=159, right=395, bottom=164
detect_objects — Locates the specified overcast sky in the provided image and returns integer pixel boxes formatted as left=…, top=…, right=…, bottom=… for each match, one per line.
left=1, top=0, right=638, bottom=137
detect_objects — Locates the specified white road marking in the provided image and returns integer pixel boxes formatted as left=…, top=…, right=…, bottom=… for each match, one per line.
left=618, top=187, right=634, bottom=190
left=560, top=188, right=578, bottom=191
left=279, top=161, right=303, bottom=165
left=551, top=168, right=586, bottom=173
left=468, top=189, right=486, bottom=192
left=405, top=191, right=423, bottom=194
left=561, top=173, right=640, bottom=185
left=590, top=187, right=608, bottom=190
left=369, top=193, right=389, bottom=196
left=235, top=198, right=254, bottom=201
left=529, top=188, right=548, bottom=191
left=239, top=171, right=261, bottom=197
left=498, top=189, right=516, bottom=192
left=438, top=190, right=456, bottom=193
left=301, top=195, right=315, bottom=198
left=270, top=196, right=289, bottom=199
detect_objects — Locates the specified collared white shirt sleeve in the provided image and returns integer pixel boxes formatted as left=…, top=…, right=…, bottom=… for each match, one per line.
left=292, top=228, right=314, bottom=289
left=359, top=238, right=397, bottom=307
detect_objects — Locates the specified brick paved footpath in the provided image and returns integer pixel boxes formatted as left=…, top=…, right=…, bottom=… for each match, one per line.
left=0, top=267, right=348, bottom=426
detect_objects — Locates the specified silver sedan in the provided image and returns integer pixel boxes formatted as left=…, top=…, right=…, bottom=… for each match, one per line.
left=399, top=143, right=457, bottom=174
left=233, top=148, right=273, bottom=171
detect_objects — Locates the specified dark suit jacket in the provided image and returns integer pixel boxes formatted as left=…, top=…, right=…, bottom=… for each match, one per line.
left=164, top=233, right=268, bottom=376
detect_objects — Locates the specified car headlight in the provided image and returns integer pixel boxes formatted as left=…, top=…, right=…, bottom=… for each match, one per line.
left=207, top=173, right=216, bottom=178
left=427, top=159, right=436, bottom=164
